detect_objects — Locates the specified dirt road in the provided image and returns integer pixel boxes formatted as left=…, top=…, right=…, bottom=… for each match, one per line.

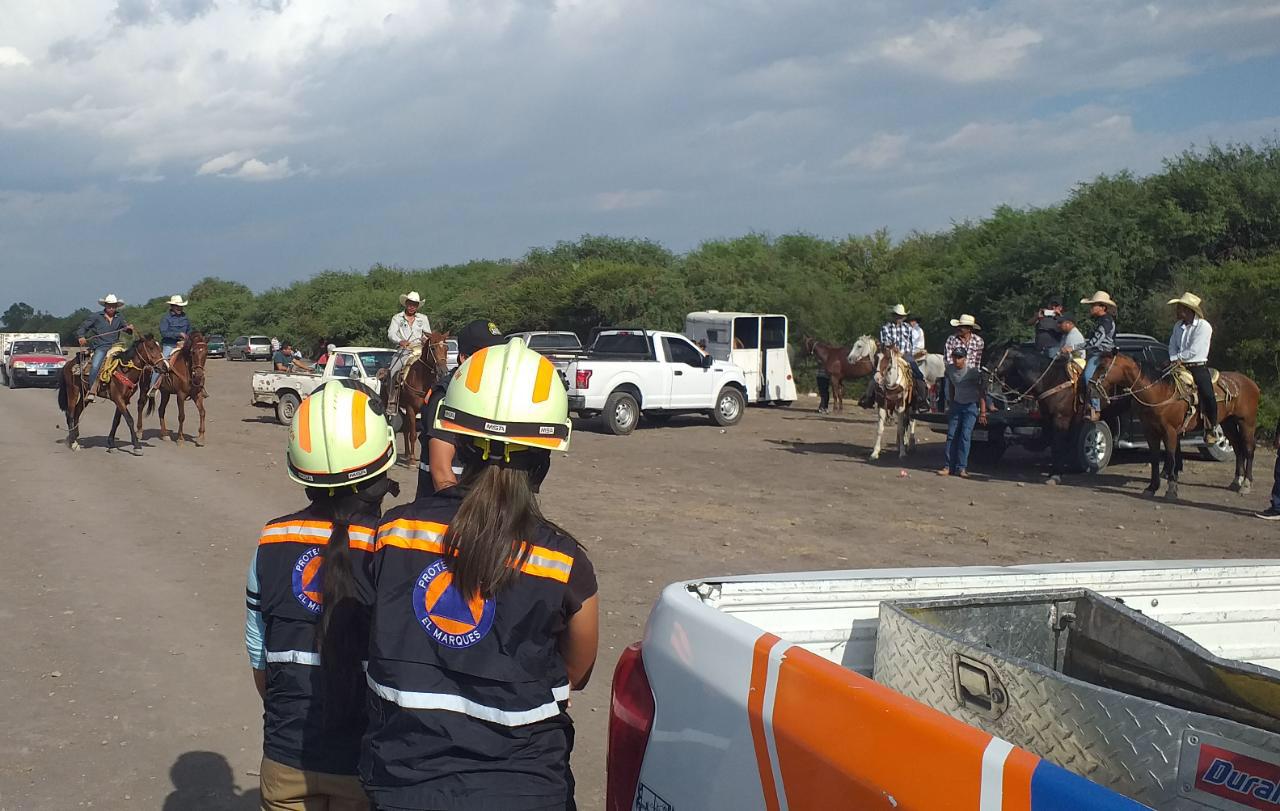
left=1, top=360, right=1276, bottom=809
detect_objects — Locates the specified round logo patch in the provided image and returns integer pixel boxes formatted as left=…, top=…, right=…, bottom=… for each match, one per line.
left=291, top=547, right=324, bottom=615
left=412, top=559, right=496, bottom=649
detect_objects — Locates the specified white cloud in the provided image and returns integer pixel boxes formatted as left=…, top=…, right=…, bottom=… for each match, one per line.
left=0, top=46, right=32, bottom=67
left=196, top=151, right=301, bottom=181
left=594, top=188, right=666, bottom=211
left=230, top=156, right=296, bottom=181
left=837, top=134, right=909, bottom=171
left=196, top=150, right=255, bottom=176
left=878, top=18, right=1043, bottom=83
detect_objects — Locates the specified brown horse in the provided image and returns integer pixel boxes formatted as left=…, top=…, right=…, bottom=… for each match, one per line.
left=990, top=346, right=1082, bottom=482
left=1095, top=353, right=1258, bottom=500
left=141, top=332, right=209, bottom=446
left=57, top=336, right=164, bottom=454
left=803, top=336, right=875, bottom=412
left=394, top=331, right=450, bottom=467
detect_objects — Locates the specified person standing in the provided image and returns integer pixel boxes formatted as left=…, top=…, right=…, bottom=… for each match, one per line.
left=815, top=364, right=831, bottom=414
left=149, top=295, right=192, bottom=399
left=1167, top=292, right=1217, bottom=442
left=1256, top=418, right=1280, bottom=521
left=941, top=314, right=983, bottom=410
left=245, top=379, right=400, bottom=811
left=1079, top=291, right=1118, bottom=421
left=271, top=336, right=281, bottom=354
left=364, top=338, right=598, bottom=811
left=1032, top=296, right=1064, bottom=358
left=75, top=293, right=134, bottom=402
left=938, top=348, right=987, bottom=478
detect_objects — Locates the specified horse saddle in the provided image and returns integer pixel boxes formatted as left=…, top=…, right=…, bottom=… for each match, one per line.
left=1172, top=365, right=1230, bottom=407
left=100, top=345, right=127, bottom=383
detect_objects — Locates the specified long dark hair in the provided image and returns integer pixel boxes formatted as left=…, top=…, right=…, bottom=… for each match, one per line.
left=443, top=456, right=574, bottom=600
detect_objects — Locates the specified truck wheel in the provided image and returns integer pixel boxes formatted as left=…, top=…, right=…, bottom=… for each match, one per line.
left=1073, top=420, right=1113, bottom=474
left=712, top=387, right=745, bottom=427
left=1200, top=425, right=1235, bottom=462
left=968, top=427, right=1007, bottom=466
left=275, top=392, right=301, bottom=426
left=603, top=391, right=639, bottom=435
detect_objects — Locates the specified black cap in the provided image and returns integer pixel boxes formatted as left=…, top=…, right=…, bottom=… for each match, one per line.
left=1047, top=295, right=1063, bottom=307
left=1057, top=311, right=1076, bottom=323
left=457, top=319, right=504, bottom=356
left=951, top=347, right=968, bottom=358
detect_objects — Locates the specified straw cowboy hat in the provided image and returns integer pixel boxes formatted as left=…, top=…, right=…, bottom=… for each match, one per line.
left=399, top=291, right=422, bottom=307
left=98, top=293, right=126, bottom=307
left=1167, top=292, right=1204, bottom=317
left=888, top=303, right=910, bottom=317
left=949, top=313, right=981, bottom=330
left=1080, top=290, right=1118, bottom=309
left=166, top=294, right=188, bottom=307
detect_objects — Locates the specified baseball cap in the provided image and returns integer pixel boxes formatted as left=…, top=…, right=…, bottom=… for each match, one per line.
left=1057, top=311, right=1077, bottom=323
left=951, top=347, right=968, bottom=358
left=457, top=319, right=505, bottom=356
left=1047, top=295, right=1063, bottom=307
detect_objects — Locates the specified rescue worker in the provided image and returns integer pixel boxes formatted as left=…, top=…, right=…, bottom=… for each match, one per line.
left=1031, top=296, right=1064, bottom=358
left=365, top=338, right=599, bottom=811
left=1079, top=291, right=1118, bottom=421
left=75, top=293, right=134, bottom=402
left=1167, top=291, right=1217, bottom=442
left=861, top=304, right=927, bottom=411
left=149, top=295, right=192, bottom=400
left=245, top=379, right=400, bottom=811
left=386, top=291, right=432, bottom=411
left=418, top=319, right=505, bottom=497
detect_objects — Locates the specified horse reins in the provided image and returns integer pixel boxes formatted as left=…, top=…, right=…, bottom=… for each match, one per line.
left=400, top=338, right=449, bottom=400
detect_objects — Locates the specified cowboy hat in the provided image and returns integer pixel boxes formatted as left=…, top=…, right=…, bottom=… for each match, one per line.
left=1080, top=290, right=1117, bottom=309
left=98, top=293, right=125, bottom=307
left=888, top=303, right=909, bottom=317
left=166, top=294, right=188, bottom=307
left=399, top=291, right=422, bottom=307
left=948, top=313, right=981, bottom=330
left=1167, top=292, right=1204, bottom=317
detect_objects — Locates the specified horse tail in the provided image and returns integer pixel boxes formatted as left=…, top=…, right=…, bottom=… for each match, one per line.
left=144, top=393, right=156, bottom=417
left=57, top=373, right=68, bottom=413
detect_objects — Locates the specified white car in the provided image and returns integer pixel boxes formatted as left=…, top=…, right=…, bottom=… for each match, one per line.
left=564, top=329, right=748, bottom=435
left=251, top=346, right=395, bottom=424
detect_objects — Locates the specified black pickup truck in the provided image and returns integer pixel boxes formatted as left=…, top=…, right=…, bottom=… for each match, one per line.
left=918, top=333, right=1234, bottom=473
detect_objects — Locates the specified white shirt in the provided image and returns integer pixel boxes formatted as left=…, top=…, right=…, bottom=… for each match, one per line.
left=387, top=311, right=432, bottom=346
left=1169, top=317, right=1212, bottom=364
left=1058, top=327, right=1086, bottom=360
left=909, top=324, right=925, bottom=354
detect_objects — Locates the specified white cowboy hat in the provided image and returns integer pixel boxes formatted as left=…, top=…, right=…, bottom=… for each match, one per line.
left=166, top=294, right=188, bottom=307
left=98, top=293, right=125, bottom=307
left=888, top=303, right=909, bottom=317
left=1080, top=290, right=1117, bottom=309
left=1167, top=291, right=1204, bottom=317
left=399, top=291, right=422, bottom=306
left=949, top=313, right=981, bottom=330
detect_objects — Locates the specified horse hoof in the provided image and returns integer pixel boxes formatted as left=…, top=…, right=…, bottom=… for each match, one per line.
left=1143, top=488, right=1158, bottom=498
left=1164, top=487, right=1179, bottom=501
left=1240, top=482, right=1253, bottom=496
left=1228, top=480, right=1241, bottom=492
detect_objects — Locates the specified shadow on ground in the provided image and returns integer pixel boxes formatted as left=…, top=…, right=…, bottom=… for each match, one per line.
left=162, top=752, right=260, bottom=811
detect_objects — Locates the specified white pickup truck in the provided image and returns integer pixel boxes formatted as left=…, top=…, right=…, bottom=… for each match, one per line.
left=565, top=329, right=749, bottom=435
left=609, top=561, right=1280, bottom=811
left=251, top=346, right=395, bottom=424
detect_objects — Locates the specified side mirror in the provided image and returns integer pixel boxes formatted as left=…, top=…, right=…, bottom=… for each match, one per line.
left=701, top=353, right=714, bottom=369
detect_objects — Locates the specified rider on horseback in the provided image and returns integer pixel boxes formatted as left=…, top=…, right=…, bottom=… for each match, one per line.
left=1079, top=291, right=1118, bottom=422
left=861, top=304, right=928, bottom=411
left=148, top=295, right=191, bottom=401
left=386, top=291, right=431, bottom=411
left=75, top=294, right=134, bottom=403
left=1167, top=292, right=1217, bottom=443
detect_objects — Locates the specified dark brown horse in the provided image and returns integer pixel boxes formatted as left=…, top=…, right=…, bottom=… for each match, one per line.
left=990, top=346, right=1081, bottom=482
left=58, top=336, right=164, bottom=454
left=394, top=331, right=450, bottom=467
left=803, top=336, right=875, bottom=412
left=141, top=332, right=209, bottom=446
left=1095, top=353, right=1258, bottom=500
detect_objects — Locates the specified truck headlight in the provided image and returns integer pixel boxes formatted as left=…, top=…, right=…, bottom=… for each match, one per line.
left=12, top=361, right=26, bottom=369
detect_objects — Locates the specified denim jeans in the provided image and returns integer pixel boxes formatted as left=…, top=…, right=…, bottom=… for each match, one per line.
left=88, top=346, right=109, bottom=385
left=944, top=402, right=980, bottom=473
left=151, top=343, right=177, bottom=388
left=1083, top=354, right=1102, bottom=410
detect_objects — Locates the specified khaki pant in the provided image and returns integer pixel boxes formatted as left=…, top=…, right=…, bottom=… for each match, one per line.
left=260, top=756, right=370, bottom=811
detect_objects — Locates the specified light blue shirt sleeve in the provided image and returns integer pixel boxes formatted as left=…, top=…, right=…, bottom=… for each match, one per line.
left=245, top=548, right=266, bottom=670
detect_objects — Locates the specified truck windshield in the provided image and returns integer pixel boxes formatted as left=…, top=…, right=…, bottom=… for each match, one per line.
left=592, top=333, right=650, bottom=356
left=358, top=351, right=395, bottom=375
left=13, top=341, right=59, bottom=354
left=528, top=334, right=581, bottom=350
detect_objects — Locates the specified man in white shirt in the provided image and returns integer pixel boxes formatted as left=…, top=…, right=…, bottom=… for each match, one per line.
left=1055, top=313, right=1086, bottom=362
left=1167, top=292, right=1216, bottom=436
left=386, top=291, right=432, bottom=408
left=906, top=316, right=926, bottom=358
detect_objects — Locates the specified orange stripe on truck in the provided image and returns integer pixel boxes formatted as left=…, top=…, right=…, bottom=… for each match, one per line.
left=747, top=633, right=783, bottom=811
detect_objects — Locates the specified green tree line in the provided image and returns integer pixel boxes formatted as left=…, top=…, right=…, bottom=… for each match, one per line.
left=6, top=141, right=1279, bottom=426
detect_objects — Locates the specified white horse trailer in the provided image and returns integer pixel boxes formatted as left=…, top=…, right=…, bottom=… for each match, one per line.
left=684, top=311, right=796, bottom=405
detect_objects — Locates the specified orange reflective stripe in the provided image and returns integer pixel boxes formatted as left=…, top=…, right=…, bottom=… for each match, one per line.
left=532, top=357, right=555, bottom=404
left=258, top=520, right=375, bottom=548
left=376, top=518, right=448, bottom=553
left=297, top=395, right=312, bottom=452
left=351, top=390, right=368, bottom=449
left=465, top=347, right=489, bottom=393
left=747, top=633, right=784, bottom=811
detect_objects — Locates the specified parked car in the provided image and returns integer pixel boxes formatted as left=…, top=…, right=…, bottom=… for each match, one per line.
left=227, top=335, right=272, bottom=361
left=0, top=332, right=65, bottom=389
left=507, top=331, right=584, bottom=383
left=446, top=338, right=459, bottom=370
left=251, top=347, right=395, bottom=424
left=917, top=332, right=1234, bottom=472
left=608, top=561, right=1280, bottom=810
left=206, top=334, right=226, bottom=358
left=565, top=329, right=749, bottom=435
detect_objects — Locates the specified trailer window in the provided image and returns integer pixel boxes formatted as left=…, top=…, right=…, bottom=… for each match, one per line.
left=733, top=317, right=759, bottom=349
left=762, top=316, right=787, bottom=349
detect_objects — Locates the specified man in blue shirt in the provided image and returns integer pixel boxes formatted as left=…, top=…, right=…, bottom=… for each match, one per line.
left=150, top=295, right=192, bottom=397
left=75, top=293, right=134, bottom=401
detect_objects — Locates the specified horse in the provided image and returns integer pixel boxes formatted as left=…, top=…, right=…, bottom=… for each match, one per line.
left=141, top=331, right=209, bottom=446
left=849, top=337, right=945, bottom=410
left=1094, top=353, right=1259, bottom=500
left=57, top=336, right=164, bottom=455
left=989, top=345, right=1080, bottom=482
left=394, top=331, right=451, bottom=467
left=869, top=346, right=917, bottom=460
left=802, top=336, right=875, bottom=411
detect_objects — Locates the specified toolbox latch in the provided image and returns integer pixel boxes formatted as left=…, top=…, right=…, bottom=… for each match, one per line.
left=954, top=654, right=1008, bottom=719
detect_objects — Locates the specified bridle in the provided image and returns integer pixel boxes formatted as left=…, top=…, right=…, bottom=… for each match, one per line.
left=401, top=336, right=449, bottom=400
left=985, top=347, right=1058, bottom=403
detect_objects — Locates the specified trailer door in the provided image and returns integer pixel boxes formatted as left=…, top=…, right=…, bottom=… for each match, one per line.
left=761, top=316, right=795, bottom=402
left=731, top=316, right=761, bottom=402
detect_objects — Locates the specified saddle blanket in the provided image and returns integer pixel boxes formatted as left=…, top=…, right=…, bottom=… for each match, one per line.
left=1172, top=365, right=1230, bottom=405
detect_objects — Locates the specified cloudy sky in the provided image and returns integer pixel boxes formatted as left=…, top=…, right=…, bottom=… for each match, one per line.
left=3, top=0, right=1279, bottom=312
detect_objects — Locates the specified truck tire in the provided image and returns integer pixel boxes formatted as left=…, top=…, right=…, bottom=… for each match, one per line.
left=1073, top=420, right=1113, bottom=474
left=603, top=391, right=639, bottom=436
left=275, top=391, right=301, bottom=426
left=711, top=387, right=746, bottom=427
left=1200, top=425, right=1235, bottom=462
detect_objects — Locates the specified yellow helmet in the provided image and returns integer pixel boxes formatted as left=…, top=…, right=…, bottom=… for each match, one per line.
left=288, top=380, right=397, bottom=487
left=434, top=337, right=571, bottom=452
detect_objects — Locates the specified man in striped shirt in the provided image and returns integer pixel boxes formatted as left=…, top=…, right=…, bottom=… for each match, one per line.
left=862, top=304, right=927, bottom=410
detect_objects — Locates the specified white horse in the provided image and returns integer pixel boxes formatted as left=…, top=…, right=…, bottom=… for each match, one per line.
left=850, top=337, right=945, bottom=410
left=847, top=335, right=877, bottom=365
left=870, top=348, right=917, bottom=460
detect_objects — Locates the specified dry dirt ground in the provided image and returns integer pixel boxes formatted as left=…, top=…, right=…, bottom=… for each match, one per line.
left=1, top=360, right=1277, bottom=810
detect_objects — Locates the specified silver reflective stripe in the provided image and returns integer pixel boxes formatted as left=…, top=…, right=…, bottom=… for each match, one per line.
left=367, top=676, right=571, bottom=727
left=525, top=551, right=572, bottom=579
left=261, top=525, right=330, bottom=539
left=266, top=650, right=321, bottom=666
left=349, top=528, right=373, bottom=544
left=379, top=526, right=444, bottom=544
